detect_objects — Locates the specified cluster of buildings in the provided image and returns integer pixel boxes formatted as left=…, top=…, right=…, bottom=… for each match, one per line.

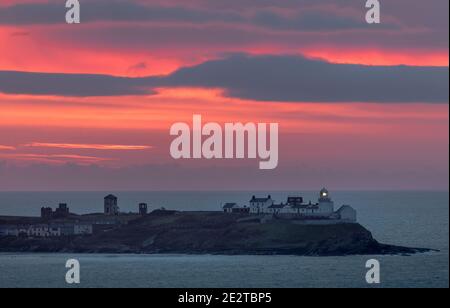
left=103, top=194, right=149, bottom=216
left=223, top=188, right=357, bottom=223
left=0, top=189, right=357, bottom=238
left=0, top=195, right=151, bottom=238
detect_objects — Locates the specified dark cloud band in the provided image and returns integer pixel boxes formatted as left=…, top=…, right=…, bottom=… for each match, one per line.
left=0, top=0, right=395, bottom=31
left=159, top=55, right=449, bottom=103
left=0, top=71, right=153, bottom=97
left=1, top=55, right=448, bottom=103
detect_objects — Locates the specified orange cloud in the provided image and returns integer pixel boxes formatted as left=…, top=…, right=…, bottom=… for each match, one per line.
left=0, top=153, right=114, bottom=165
left=0, top=90, right=448, bottom=135
left=25, top=142, right=153, bottom=151
left=0, top=26, right=192, bottom=77
left=0, top=145, right=16, bottom=150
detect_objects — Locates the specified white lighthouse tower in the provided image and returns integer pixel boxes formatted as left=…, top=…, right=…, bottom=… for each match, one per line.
left=318, top=188, right=334, bottom=215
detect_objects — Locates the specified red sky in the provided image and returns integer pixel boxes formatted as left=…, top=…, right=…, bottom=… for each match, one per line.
left=0, top=0, right=448, bottom=190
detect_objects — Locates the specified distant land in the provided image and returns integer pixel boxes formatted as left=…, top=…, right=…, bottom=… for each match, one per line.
left=0, top=211, right=433, bottom=256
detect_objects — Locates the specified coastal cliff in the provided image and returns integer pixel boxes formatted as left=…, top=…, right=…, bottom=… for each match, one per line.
left=0, top=211, right=431, bottom=256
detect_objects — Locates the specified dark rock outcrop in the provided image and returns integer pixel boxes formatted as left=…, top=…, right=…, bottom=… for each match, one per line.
left=0, top=212, right=433, bottom=256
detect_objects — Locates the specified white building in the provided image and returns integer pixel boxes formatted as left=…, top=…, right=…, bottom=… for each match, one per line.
left=223, top=203, right=238, bottom=213
left=281, top=188, right=335, bottom=217
left=250, top=195, right=274, bottom=214
left=334, top=205, right=357, bottom=222
left=267, top=203, right=288, bottom=215
left=0, top=225, right=19, bottom=237
left=74, top=223, right=93, bottom=235
left=27, top=225, right=54, bottom=237
left=0, top=223, right=94, bottom=238
left=245, top=188, right=357, bottom=223
left=289, top=203, right=320, bottom=216
left=223, top=203, right=250, bottom=214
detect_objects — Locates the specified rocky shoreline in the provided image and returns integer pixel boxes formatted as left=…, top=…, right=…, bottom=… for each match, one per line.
left=0, top=211, right=434, bottom=256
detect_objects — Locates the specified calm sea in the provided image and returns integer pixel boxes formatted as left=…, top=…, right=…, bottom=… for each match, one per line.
left=0, top=191, right=448, bottom=288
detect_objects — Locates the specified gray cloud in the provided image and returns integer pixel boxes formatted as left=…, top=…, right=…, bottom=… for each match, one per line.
left=1, top=0, right=446, bottom=52
left=0, top=0, right=395, bottom=31
left=252, top=9, right=395, bottom=32
left=47, top=21, right=447, bottom=55
left=1, top=55, right=448, bottom=103
left=0, top=0, right=240, bottom=25
left=0, top=71, right=153, bottom=97
left=157, top=54, right=449, bottom=103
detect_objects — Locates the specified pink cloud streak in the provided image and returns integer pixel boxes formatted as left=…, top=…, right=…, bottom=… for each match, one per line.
left=0, top=145, right=16, bottom=150
left=25, top=142, right=153, bottom=151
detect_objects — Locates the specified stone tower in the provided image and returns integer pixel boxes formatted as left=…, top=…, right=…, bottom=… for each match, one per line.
left=139, top=203, right=148, bottom=216
left=104, top=194, right=119, bottom=216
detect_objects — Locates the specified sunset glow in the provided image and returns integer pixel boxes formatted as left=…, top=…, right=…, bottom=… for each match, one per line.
left=0, top=0, right=448, bottom=190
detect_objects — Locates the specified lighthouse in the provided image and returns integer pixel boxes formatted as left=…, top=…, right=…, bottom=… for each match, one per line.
left=318, top=188, right=334, bottom=215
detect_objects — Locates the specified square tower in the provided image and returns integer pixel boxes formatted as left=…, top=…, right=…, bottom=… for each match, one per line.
left=104, top=194, right=119, bottom=216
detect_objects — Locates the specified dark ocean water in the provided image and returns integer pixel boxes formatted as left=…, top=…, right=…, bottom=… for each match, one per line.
left=0, top=191, right=448, bottom=288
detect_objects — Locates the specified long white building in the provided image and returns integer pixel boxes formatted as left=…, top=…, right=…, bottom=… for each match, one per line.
left=0, top=223, right=94, bottom=238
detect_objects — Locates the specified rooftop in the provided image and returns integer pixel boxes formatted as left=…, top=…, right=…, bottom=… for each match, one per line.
left=250, top=195, right=272, bottom=202
left=223, top=203, right=238, bottom=209
left=104, top=194, right=117, bottom=200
